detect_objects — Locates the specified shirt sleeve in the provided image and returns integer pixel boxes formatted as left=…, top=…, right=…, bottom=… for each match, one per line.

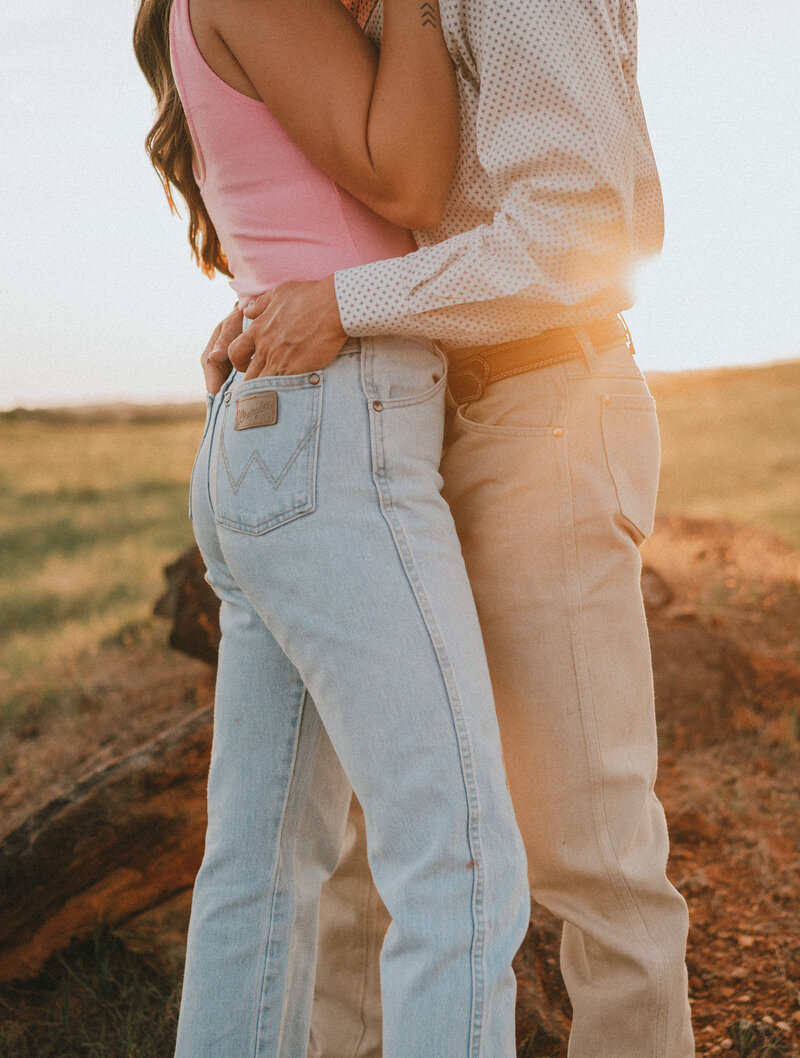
left=333, top=0, right=663, bottom=347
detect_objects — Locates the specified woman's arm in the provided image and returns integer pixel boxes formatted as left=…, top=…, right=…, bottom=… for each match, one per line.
left=193, top=0, right=459, bottom=229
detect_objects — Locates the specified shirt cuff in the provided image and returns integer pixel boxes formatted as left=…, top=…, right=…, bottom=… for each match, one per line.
left=333, top=258, right=422, bottom=337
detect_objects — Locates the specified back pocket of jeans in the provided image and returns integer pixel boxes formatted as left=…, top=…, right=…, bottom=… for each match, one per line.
left=214, top=376, right=323, bottom=535
left=601, top=391, right=660, bottom=544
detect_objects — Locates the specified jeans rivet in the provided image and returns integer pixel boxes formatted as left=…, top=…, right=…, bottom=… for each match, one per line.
left=309, top=373, right=320, bottom=385
left=373, top=400, right=383, bottom=412
left=552, top=427, right=564, bottom=438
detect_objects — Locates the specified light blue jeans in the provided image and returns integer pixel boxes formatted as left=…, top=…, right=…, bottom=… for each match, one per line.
left=176, top=333, right=530, bottom=1058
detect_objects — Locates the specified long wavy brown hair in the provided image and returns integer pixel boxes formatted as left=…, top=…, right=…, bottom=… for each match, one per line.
left=133, top=0, right=231, bottom=277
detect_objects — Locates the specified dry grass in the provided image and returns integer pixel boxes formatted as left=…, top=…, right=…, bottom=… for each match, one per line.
left=0, top=409, right=205, bottom=740
left=649, top=359, right=800, bottom=544
left=0, top=926, right=180, bottom=1058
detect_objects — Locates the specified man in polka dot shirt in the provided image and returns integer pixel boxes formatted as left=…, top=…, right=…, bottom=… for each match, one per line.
left=212, top=0, right=695, bottom=1055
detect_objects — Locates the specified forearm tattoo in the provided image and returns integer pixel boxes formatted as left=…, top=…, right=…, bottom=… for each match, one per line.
left=420, top=2, right=438, bottom=28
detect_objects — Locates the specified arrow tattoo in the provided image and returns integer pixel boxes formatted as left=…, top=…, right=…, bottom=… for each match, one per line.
left=420, top=2, right=438, bottom=27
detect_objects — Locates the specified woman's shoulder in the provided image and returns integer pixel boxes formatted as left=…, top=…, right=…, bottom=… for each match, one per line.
left=179, top=0, right=263, bottom=103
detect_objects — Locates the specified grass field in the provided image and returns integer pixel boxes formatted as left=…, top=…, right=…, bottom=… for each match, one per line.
left=1, top=358, right=798, bottom=745
left=0, top=407, right=203, bottom=737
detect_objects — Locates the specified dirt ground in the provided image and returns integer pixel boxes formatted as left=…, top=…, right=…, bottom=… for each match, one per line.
left=642, top=517, right=800, bottom=1056
left=2, top=515, right=799, bottom=1056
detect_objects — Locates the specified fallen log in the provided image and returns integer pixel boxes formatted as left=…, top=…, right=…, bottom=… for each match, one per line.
left=0, top=706, right=212, bottom=982
left=154, top=546, right=220, bottom=664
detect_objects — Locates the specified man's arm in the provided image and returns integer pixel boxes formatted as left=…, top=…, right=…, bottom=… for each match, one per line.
left=332, top=0, right=663, bottom=346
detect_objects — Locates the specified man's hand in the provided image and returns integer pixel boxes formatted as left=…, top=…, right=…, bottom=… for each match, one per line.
left=201, top=306, right=242, bottom=394
left=228, top=275, right=348, bottom=379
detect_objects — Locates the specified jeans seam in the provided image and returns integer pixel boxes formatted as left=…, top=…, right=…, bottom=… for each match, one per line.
left=204, top=371, right=240, bottom=518
left=189, top=396, right=215, bottom=520
left=252, top=685, right=309, bottom=1058
left=361, top=341, right=486, bottom=1058
left=560, top=382, right=670, bottom=1058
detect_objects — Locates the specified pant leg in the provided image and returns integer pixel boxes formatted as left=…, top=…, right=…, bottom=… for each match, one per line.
left=175, top=590, right=353, bottom=1058
left=308, top=797, right=388, bottom=1058
left=184, top=339, right=529, bottom=1058
left=440, top=338, right=694, bottom=1058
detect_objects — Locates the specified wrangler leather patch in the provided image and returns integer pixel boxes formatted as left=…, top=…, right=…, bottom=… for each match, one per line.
left=235, top=391, right=278, bottom=430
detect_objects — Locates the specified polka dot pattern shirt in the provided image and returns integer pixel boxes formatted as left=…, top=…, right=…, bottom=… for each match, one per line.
left=335, top=0, right=663, bottom=350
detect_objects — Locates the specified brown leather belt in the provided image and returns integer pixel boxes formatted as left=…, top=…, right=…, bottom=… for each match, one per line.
left=447, top=316, right=631, bottom=404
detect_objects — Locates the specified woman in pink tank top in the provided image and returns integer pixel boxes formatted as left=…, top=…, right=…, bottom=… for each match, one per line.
left=134, top=4, right=529, bottom=1057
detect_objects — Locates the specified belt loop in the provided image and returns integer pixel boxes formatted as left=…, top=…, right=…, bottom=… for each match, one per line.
left=619, top=313, right=636, bottom=355
left=572, top=325, right=599, bottom=373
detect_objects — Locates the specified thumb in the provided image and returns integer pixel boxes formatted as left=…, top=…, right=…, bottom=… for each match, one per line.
left=209, top=311, right=242, bottom=362
left=243, top=290, right=274, bottom=319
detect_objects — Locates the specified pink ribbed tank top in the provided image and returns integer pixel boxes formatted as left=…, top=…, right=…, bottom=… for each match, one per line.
left=168, top=0, right=415, bottom=305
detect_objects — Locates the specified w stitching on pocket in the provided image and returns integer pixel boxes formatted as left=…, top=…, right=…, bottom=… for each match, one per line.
left=220, top=418, right=319, bottom=494
left=214, top=382, right=322, bottom=535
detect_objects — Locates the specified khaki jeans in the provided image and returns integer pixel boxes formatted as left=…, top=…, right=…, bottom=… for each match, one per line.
left=308, top=332, right=695, bottom=1058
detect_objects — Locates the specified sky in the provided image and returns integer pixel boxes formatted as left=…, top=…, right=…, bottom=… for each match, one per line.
left=1, top=0, right=799, bottom=408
